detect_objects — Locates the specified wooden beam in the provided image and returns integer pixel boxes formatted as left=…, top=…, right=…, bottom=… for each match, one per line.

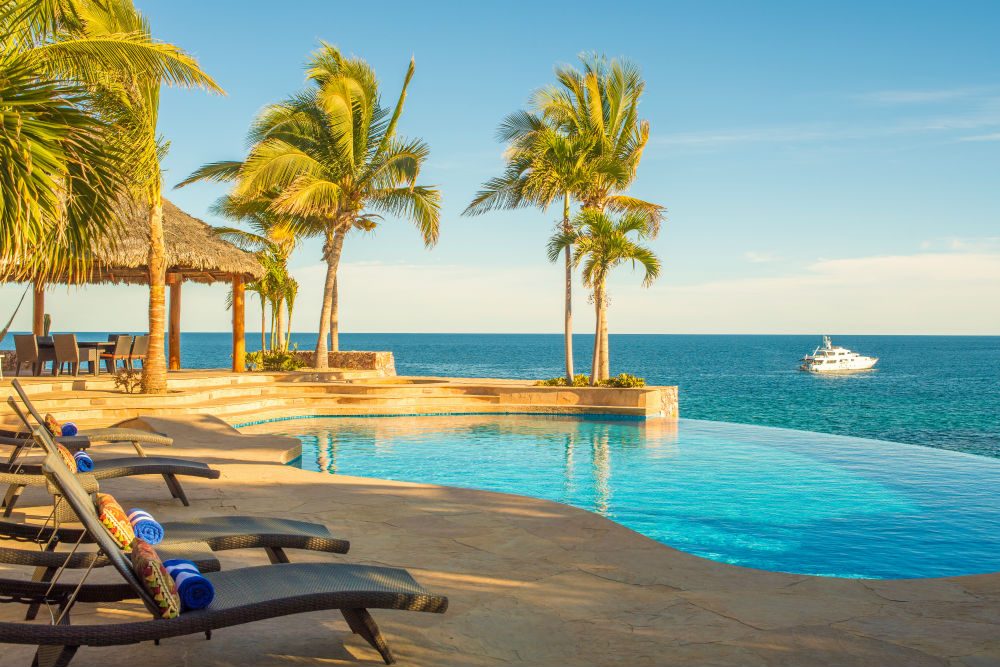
left=168, top=274, right=182, bottom=371
left=231, top=275, right=246, bottom=372
left=32, top=283, right=44, bottom=335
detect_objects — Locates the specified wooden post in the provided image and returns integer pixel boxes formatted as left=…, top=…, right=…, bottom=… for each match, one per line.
left=32, top=283, right=44, bottom=335
left=167, top=274, right=181, bottom=371
left=231, top=275, right=245, bottom=372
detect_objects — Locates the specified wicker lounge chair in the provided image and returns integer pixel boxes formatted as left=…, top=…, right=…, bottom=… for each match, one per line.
left=1, top=384, right=220, bottom=512
left=1, top=426, right=351, bottom=621
left=0, top=435, right=448, bottom=666
left=1, top=425, right=173, bottom=463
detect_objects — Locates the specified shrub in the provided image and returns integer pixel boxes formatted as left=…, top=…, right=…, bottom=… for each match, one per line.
left=600, top=373, right=646, bottom=388
left=113, top=368, right=144, bottom=394
left=245, top=347, right=306, bottom=372
left=536, top=374, right=591, bottom=387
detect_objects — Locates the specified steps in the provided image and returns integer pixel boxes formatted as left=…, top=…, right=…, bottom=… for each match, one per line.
left=0, top=372, right=677, bottom=427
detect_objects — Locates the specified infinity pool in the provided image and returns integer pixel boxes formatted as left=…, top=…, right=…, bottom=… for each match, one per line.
left=258, top=415, right=1000, bottom=579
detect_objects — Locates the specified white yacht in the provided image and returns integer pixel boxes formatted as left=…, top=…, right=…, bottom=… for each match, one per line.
left=799, top=336, right=878, bottom=373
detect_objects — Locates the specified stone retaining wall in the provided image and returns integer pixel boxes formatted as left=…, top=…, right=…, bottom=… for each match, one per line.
left=0, top=351, right=16, bottom=372
left=292, top=350, right=396, bottom=376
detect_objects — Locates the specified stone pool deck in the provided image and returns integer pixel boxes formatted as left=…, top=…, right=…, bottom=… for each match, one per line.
left=1, top=415, right=998, bottom=666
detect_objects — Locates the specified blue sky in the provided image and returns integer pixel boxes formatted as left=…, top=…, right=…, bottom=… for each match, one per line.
left=4, top=0, right=999, bottom=333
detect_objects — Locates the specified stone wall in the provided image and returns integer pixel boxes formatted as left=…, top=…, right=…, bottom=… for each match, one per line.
left=0, top=351, right=16, bottom=373
left=292, top=350, right=396, bottom=376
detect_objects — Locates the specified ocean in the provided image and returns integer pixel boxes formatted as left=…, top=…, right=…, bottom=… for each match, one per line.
left=4, top=332, right=998, bottom=458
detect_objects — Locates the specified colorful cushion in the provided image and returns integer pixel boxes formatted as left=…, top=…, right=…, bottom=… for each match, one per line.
left=44, top=413, right=62, bottom=437
left=54, top=443, right=77, bottom=473
left=96, top=493, right=135, bottom=553
left=130, top=539, right=181, bottom=619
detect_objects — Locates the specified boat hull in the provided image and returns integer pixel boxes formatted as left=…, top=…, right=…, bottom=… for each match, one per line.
left=800, top=358, right=878, bottom=373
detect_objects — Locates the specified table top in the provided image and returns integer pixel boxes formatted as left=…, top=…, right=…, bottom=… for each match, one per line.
left=37, top=340, right=115, bottom=349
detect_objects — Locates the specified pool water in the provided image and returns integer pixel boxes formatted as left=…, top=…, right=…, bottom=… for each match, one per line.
left=268, top=415, right=1000, bottom=579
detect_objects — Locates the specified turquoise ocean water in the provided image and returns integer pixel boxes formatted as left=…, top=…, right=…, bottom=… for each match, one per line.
left=5, top=332, right=998, bottom=457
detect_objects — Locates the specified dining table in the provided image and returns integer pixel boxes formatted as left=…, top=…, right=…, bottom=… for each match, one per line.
left=36, top=340, right=115, bottom=376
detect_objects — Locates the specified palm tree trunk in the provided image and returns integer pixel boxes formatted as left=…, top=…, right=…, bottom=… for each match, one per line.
left=589, top=284, right=603, bottom=386
left=315, top=232, right=335, bottom=370
left=330, top=276, right=339, bottom=353
left=314, top=228, right=345, bottom=369
left=328, top=231, right=345, bottom=353
left=275, top=298, right=286, bottom=353
left=260, top=297, right=266, bottom=351
left=285, top=301, right=294, bottom=351
left=599, top=298, right=610, bottom=381
left=142, top=189, right=167, bottom=393
left=562, top=192, right=574, bottom=384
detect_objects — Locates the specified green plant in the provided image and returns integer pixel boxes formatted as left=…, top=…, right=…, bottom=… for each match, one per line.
left=600, top=373, right=646, bottom=388
left=43, top=313, right=51, bottom=336
left=536, top=374, right=590, bottom=387
left=181, top=44, right=440, bottom=368
left=245, top=347, right=306, bottom=372
left=113, top=368, right=144, bottom=394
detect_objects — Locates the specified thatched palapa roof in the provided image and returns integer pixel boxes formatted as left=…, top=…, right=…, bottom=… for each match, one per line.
left=28, top=198, right=264, bottom=285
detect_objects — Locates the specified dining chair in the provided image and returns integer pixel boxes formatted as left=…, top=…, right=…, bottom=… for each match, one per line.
left=128, top=334, right=149, bottom=371
left=12, top=335, right=41, bottom=376
left=101, top=335, right=132, bottom=374
left=52, top=334, right=99, bottom=376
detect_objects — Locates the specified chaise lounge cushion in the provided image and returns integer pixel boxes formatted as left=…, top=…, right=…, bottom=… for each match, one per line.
left=131, top=538, right=181, bottom=619
left=97, top=493, right=136, bottom=552
left=54, top=443, right=77, bottom=473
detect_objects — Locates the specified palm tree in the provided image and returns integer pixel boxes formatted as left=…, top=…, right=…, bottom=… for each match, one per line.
left=549, top=210, right=660, bottom=385
left=465, top=114, right=600, bottom=383
left=0, top=0, right=210, bottom=283
left=181, top=44, right=440, bottom=369
left=3, top=1, right=223, bottom=393
left=535, top=54, right=665, bottom=379
left=464, top=54, right=662, bottom=384
left=210, top=195, right=301, bottom=352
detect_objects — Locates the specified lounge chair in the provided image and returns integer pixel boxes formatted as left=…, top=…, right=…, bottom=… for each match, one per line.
left=0, top=424, right=174, bottom=464
left=2, top=424, right=351, bottom=621
left=0, top=434, right=447, bottom=666
left=2, top=384, right=220, bottom=512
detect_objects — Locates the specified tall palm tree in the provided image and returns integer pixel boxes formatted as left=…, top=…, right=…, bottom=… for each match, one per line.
left=3, top=0, right=223, bottom=393
left=535, top=54, right=665, bottom=379
left=465, top=114, right=601, bottom=383
left=210, top=195, right=301, bottom=352
left=182, top=44, right=440, bottom=369
left=465, top=54, right=662, bottom=384
left=549, top=210, right=660, bottom=385
left=0, top=0, right=213, bottom=283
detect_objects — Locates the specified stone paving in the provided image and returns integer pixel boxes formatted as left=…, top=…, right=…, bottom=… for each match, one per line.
left=1, top=415, right=997, bottom=666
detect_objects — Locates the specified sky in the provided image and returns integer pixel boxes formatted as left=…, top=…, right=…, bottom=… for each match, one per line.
left=3, top=0, right=999, bottom=334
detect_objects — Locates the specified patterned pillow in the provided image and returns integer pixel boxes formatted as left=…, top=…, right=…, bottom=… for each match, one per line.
left=130, top=538, right=181, bottom=619
left=54, top=443, right=78, bottom=473
left=96, top=493, right=136, bottom=553
left=44, top=414, right=62, bottom=437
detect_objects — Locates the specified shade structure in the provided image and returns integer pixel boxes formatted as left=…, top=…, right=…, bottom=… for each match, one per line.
left=5, top=198, right=263, bottom=372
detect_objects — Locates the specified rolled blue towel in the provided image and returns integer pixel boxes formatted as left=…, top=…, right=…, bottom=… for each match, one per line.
left=127, top=508, right=164, bottom=545
left=162, top=559, right=215, bottom=611
left=73, top=450, right=94, bottom=473
left=60, top=422, right=78, bottom=437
